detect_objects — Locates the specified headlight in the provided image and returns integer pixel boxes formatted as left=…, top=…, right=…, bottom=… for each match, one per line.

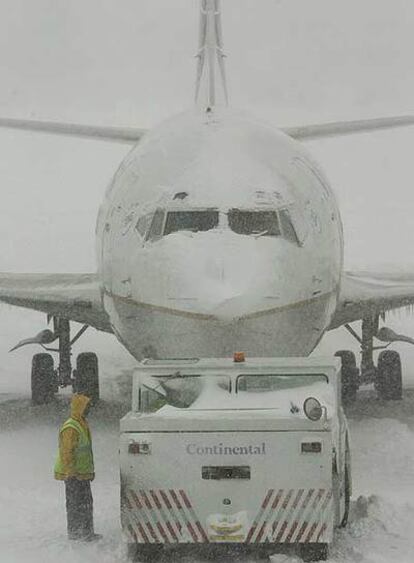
left=303, top=397, right=323, bottom=421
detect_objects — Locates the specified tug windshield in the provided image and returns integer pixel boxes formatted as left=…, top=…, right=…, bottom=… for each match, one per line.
left=137, top=371, right=332, bottom=414
left=138, top=374, right=231, bottom=412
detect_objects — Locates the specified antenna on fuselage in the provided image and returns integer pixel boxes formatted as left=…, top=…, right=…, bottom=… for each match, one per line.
left=195, top=0, right=229, bottom=109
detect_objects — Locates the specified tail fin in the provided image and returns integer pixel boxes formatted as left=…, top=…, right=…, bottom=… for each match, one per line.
left=195, top=0, right=229, bottom=109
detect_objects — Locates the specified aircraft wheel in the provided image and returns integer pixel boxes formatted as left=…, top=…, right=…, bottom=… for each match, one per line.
left=73, top=352, right=100, bottom=405
left=376, top=350, right=402, bottom=400
left=335, top=350, right=359, bottom=404
left=298, top=543, right=328, bottom=562
left=31, top=353, right=55, bottom=405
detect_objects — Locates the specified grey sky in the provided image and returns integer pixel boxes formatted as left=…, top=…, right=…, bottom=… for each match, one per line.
left=0, top=1, right=413, bottom=125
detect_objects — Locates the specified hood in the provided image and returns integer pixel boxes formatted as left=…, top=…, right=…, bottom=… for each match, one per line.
left=70, top=393, right=91, bottom=421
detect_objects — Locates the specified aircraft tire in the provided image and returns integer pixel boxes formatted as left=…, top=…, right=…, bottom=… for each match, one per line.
left=376, top=350, right=402, bottom=401
left=298, top=543, right=329, bottom=562
left=335, top=350, right=359, bottom=404
left=31, top=353, right=55, bottom=405
left=73, top=352, right=100, bottom=405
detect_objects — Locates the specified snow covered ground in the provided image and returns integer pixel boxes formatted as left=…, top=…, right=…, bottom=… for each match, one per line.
left=2, top=347, right=414, bottom=563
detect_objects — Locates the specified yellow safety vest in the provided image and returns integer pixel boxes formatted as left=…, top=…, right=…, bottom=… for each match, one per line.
left=54, top=418, right=94, bottom=476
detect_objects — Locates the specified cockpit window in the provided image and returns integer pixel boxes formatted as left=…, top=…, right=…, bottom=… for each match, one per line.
left=164, top=210, right=219, bottom=235
left=146, top=209, right=165, bottom=241
left=135, top=213, right=153, bottom=238
left=228, top=210, right=281, bottom=237
left=279, top=209, right=300, bottom=245
left=139, top=205, right=302, bottom=246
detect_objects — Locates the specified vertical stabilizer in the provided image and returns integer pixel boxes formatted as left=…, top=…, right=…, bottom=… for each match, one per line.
left=195, top=0, right=229, bottom=109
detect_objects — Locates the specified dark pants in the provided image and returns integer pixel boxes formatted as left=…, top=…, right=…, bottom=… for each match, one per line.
left=65, top=479, right=94, bottom=540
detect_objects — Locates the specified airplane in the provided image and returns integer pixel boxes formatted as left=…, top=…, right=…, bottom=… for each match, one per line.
left=1, top=0, right=414, bottom=406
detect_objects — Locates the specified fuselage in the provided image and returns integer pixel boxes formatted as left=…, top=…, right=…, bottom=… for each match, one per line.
left=97, top=108, right=343, bottom=360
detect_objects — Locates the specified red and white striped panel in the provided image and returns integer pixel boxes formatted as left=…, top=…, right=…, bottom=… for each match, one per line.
left=245, top=488, right=333, bottom=544
left=122, top=487, right=333, bottom=545
left=122, top=489, right=209, bottom=544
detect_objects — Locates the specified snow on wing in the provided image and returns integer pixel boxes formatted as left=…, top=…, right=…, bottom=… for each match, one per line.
left=0, top=273, right=112, bottom=333
left=329, top=271, right=414, bottom=329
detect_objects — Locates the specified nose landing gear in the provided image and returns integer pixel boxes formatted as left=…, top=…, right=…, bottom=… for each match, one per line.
left=11, top=317, right=99, bottom=405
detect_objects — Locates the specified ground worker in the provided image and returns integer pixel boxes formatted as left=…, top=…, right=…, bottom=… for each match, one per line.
left=54, top=393, right=101, bottom=541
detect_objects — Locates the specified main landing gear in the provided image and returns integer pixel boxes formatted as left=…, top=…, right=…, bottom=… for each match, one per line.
left=335, top=314, right=409, bottom=403
left=11, top=317, right=99, bottom=406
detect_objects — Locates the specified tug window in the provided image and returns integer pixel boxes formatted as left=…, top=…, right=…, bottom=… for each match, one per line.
left=164, top=210, right=219, bottom=235
left=237, top=374, right=328, bottom=393
left=228, top=210, right=281, bottom=237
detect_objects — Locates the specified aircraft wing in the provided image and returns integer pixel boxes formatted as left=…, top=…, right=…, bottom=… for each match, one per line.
left=329, top=271, right=414, bottom=330
left=0, top=273, right=112, bottom=333
left=0, top=117, right=145, bottom=144
left=282, top=115, right=414, bottom=141
left=1, top=115, right=413, bottom=144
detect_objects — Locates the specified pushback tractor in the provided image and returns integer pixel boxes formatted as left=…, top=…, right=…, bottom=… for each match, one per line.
left=120, top=355, right=352, bottom=561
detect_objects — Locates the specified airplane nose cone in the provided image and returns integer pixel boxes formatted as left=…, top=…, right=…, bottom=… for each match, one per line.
left=163, top=231, right=283, bottom=319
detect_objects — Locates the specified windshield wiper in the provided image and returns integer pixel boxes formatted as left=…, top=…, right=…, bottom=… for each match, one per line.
left=254, top=230, right=269, bottom=239
left=151, top=372, right=202, bottom=380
